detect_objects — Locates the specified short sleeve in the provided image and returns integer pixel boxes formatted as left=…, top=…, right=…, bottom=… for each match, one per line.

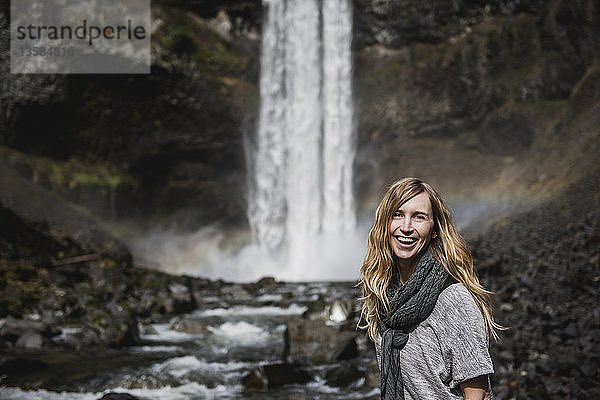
left=434, top=284, right=494, bottom=390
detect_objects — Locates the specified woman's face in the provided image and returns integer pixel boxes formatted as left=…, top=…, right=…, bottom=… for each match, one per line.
left=389, top=192, right=435, bottom=266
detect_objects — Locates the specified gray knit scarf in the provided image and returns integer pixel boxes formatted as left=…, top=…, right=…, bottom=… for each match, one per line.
left=379, top=251, right=453, bottom=400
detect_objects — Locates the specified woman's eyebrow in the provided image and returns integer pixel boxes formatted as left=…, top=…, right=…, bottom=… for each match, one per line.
left=395, top=209, right=429, bottom=216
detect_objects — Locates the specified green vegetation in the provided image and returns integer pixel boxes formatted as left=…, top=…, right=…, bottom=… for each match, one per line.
left=0, top=261, right=48, bottom=316
left=155, top=8, right=248, bottom=78
left=1, top=147, right=139, bottom=211
left=164, top=26, right=197, bottom=55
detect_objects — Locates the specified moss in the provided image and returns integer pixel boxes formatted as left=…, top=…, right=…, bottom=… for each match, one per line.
left=93, top=311, right=109, bottom=327
left=379, top=61, right=405, bottom=80
left=154, top=6, right=248, bottom=79
left=0, top=262, right=49, bottom=315
left=163, top=26, right=197, bottom=55
left=193, top=31, right=246, bottom=77
left=99, top=258, right=120, bottom=270
left=20, top=153, right=139, bottom=210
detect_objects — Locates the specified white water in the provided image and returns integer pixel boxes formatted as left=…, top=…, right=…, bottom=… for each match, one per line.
left=246, top=0, right=358, bottom=279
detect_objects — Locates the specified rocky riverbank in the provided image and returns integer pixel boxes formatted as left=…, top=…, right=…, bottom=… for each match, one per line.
left=0, top=202, right=379, bottom=399
left=472, top=172, right=600, bottom=399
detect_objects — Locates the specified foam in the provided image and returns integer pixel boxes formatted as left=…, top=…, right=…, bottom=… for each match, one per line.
left=193, top=303, right=307, bottom=317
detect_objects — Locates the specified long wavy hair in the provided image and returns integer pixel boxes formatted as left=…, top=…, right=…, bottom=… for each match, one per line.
left=358, top=177, right=502, bottom=343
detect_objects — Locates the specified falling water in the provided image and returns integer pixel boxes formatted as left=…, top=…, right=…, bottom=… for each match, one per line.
left=248, top=0, right=357, bottom=276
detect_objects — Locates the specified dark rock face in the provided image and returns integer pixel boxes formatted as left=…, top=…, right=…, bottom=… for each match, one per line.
left=283, top=318, right=358, bottom=364
left=354, top=0, right=599, bottom=203
left=353, top=0, right=548, bottom=49
left=0, top=2, right=259, bottom=232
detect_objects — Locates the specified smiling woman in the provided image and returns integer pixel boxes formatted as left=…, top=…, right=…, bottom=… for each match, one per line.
left=358, top=177, right=502, bottom=400
left=389, top=192, right=436, bottom=284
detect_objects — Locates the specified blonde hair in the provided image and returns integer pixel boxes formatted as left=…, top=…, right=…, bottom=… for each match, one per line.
left=357, top=177, right=502, bottom=343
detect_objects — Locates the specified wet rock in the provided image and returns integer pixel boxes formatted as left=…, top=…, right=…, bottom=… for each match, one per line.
left=0, top=317, right=60, bottom=347
left=0, top=317, right=45, bottom=338
left=325, top=364, right=364, bottom=387
left=15, top=331, right=43, bottom=350
left=303, top=299, right=354, bottom=323
left=262, top=363, right=312, bottom=388
left=365, top=371, right=380, bottom=388
left=283, top=318, right=358, bottom=364
left=242, top=369, right=267, bottom=390
left=220, top=284, right=252, bottom=301
left=562, top=322, right=578, bottom=339
left=119, top=320, right=142, bottom=346
left=256, top=276, right=277, bottom=286
left=168, top=283, right=193, bottom=312
left=155, top=291, right=175, bottom=314
left=52, top=326, right=101, bottom=350
left=302, top=298, right=327, bottom=319
left=141, top=324, right=158, bottom=335
left=328, top=300, right=354, bottom=323
left=170, top=317, right=210, bottom=335
left=98, top=393, right=140, bottom=400
left=365, top=358, right=381, bottom=388
left=0, top=357, right=47, bottom=375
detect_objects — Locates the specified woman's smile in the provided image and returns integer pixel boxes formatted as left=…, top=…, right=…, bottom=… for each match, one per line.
left=393, top=235, right=418, bottom=247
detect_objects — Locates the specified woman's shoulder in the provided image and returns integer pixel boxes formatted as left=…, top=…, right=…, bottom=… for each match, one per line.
left=433, top=282, right=480, bottom=319
left=439, top=282, right=473, bottom=301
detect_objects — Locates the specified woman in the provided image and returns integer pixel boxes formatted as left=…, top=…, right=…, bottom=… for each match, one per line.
left=358, top=177, right=501, bottom=400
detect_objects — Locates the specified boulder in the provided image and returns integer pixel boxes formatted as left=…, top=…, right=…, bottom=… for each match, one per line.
left=98, top=393, right=140, bottom=400
left=170, top=318, right=210, bottom=335
left=51, top=326, right=101, bottom=350
left=256, top=276, right=277, bottom=286
left=0, top=317, right=45, bottom=338
left=325, top=364, right=364, bottom=387
left=241, top=369, right=267, bottom=390
left=169, top=283, right=193, bottom=307
left=15, top=331, right=43, bottom=350
left=119, top=321, right=142, bottom=347
left=262, top=363, right=312, bottom=388
left=220, top=284, right=252, bottom=301
left=168, top=283, right=189, bottom=297
left=283, top=318, right=358, bottom=364
left=303, top=298, right=354, bottom=323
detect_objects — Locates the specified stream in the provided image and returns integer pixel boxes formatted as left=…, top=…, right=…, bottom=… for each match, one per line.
left=1, top=281, right=379, bottom=400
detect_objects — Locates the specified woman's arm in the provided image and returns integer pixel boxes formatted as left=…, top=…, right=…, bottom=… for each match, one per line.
left=460, top=375, right=491, bottom=400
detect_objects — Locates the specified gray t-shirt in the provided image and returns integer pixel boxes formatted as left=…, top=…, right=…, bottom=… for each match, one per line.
left=375, top=283, right=494, bottom=399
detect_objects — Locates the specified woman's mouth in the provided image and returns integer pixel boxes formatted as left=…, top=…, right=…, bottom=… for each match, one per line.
left=395, top=235, right=417, bottom=247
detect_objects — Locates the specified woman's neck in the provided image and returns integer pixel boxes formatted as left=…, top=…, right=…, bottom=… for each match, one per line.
left=396, top=259, right=417, bottom=285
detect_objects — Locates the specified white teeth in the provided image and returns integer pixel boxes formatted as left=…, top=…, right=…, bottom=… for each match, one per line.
left=396, top=236, right=416, bottom=244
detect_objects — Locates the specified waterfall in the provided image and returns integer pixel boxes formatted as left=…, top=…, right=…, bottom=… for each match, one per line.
left=248, top=0, right=356, bottom=276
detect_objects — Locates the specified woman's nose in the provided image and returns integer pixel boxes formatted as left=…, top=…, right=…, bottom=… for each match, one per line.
left=400, top=217, right=413, bottom=231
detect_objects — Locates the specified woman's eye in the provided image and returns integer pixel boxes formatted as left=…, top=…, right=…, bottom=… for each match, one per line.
left=414, top=215, right=425, bottom=220
left=393, top=211, right=402, bottom=217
